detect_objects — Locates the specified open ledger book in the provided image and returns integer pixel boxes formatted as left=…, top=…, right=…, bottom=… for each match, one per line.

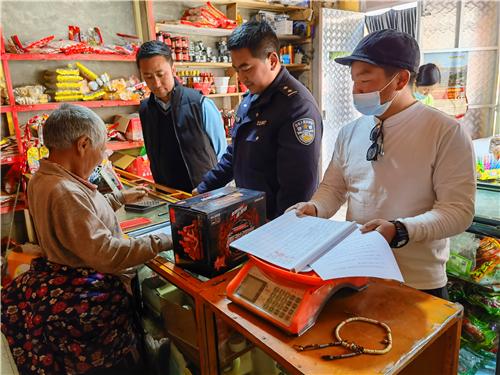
left=230, top=211, right=404, bottom=282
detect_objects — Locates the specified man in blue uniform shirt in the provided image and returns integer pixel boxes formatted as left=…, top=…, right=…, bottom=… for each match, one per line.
left=194, top=21, right=323, bottom=219
left=137, top=41, right=227, bottom=192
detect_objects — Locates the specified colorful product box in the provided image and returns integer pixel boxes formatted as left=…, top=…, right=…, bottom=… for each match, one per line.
left=169, top=187, right=266, bottom=277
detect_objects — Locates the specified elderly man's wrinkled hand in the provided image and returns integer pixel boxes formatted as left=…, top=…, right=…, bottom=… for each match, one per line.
left=122, top=186, right=150, bottom=204
left=285, top=202, right=318, bottom=217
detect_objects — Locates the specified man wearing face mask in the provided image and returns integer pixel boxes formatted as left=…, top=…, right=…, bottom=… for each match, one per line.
left=194, top=21, right=322, bottom=219
left=289, top=29, right=476, bottom=299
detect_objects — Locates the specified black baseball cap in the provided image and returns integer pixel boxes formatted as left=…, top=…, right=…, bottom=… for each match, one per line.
left=335, top=29, right=420, bottom=73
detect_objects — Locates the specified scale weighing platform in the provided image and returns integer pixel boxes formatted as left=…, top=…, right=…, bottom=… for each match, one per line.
left=227, top=256, right=368, bottom=336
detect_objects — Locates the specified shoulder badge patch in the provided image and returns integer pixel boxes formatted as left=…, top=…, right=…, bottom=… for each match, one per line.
left=279, top=85, right=298, bottom=97
left=292, top=118, right=315, bottom=145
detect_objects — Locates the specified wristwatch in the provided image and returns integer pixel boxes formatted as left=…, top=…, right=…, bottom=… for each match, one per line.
left=389, top=220, right=409, bottom=248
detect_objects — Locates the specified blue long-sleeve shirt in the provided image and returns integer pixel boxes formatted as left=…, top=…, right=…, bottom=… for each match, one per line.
left=201, top=98, right=228, bottom=160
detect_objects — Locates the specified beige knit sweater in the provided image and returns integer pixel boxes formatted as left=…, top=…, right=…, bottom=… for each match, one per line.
left=27, top=160, right=171, bottom=275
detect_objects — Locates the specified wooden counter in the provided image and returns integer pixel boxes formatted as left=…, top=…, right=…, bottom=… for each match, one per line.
left=200, top=278, right=463, bottom=375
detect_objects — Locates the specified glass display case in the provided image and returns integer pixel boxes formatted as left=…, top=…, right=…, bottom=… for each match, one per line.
left=470, top=182, right=500, bottom=237
left=135, top=251, right=282, bottom=375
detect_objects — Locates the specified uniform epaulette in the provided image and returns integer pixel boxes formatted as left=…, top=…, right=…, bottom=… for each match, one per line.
left=279, top=84, right=298, bottom=97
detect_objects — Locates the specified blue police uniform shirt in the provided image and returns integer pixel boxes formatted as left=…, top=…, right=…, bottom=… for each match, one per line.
left=197, top=67, right=323, bottom=219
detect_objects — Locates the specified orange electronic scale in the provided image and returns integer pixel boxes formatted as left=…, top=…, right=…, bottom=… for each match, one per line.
left=226, top=256, right=368, bottom=336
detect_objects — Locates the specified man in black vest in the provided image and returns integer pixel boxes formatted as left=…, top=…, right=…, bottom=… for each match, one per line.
left=137, top=41, right=227, bottom=192
left=194, top=21, right=323, bottom=219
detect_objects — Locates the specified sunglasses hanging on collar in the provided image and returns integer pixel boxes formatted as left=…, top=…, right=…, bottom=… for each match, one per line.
left=366, top=120, right=384, bottom=161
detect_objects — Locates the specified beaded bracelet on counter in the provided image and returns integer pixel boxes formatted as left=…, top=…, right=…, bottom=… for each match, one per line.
left=293, top=316, right=392, bottom=360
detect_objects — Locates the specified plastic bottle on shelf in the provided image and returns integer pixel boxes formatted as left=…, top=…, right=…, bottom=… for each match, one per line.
left=226, top=335, right=252, bottom=375
left=251, top=347, right=278, bottom=375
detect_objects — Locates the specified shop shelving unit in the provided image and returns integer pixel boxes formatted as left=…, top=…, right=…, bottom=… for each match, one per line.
left=139, top=2, right=315, bottom=370
left=146, top=0, right=314, bottom=110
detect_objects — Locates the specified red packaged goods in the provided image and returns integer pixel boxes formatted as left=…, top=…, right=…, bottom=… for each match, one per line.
left=179, top=1, right=236, bottom=30
left=24, top=35, right=55, bottom=50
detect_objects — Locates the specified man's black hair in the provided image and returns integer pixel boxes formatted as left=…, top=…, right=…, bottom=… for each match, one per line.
left=381, top=64, right=417, bottom=85
left=136, top=40, right=173, bottom=68
left=227, top=20, right=280, bottom=59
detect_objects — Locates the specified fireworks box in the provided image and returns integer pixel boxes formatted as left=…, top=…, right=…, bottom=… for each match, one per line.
left=169, top=187, right=266, bottom=278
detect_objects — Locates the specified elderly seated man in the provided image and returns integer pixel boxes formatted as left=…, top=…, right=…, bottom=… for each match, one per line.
left=1, top=104, right=172, bottom=374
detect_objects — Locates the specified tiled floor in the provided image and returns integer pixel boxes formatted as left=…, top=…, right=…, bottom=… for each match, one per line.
left=1, top=333, right=19, bottom=375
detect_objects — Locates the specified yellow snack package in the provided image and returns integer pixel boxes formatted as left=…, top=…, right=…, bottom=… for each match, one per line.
left=76, top=62, right=98, bottom=81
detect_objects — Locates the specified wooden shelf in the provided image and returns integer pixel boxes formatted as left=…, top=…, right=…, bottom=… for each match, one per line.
left=106, top=140, right=144, bottom=151
left=278, top=34, right=304, bottom=41
left=175, top=62, right=232, bottom=68
left=279, top=36, right=312, bottom=44
left=11, top=100, right=140, bottom=112
left=219, top=343, right=254, bottom=369
left=173, top=0, right=308, bottom=12
left=2, top=53, right=136, bottom=62
left=235, top=0, right=308, bottom=11
left=207, top=92, right=242, bottom=98
left=156, top=25, right=307, bottom=42
left=156, top=23, right=233, bottom=37
left=176, top=62, right=309, bottom=71
left=284, top=63, right=310, bottom=71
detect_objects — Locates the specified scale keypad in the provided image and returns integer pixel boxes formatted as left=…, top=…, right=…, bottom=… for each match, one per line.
left=262, top=287, right=301, bottom=322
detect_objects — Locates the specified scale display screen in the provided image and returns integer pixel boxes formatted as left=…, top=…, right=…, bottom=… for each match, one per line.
left=236, top=274, right=266, bottom=303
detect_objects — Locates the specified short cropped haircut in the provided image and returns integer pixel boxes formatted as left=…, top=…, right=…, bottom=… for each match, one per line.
left=136, top=40, right=173, bottom=67
left=43, top=104, right=106, bottom=150
left=227, top=21, right=280, bottom=59
left=381, top=64, right=417, bottom=85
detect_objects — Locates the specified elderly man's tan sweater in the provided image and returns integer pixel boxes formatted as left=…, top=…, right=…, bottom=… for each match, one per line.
left=27, top=160, right=170, bottom=275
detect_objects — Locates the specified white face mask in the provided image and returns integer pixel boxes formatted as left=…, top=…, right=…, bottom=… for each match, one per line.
left=353, top=73, right=400, bottom=116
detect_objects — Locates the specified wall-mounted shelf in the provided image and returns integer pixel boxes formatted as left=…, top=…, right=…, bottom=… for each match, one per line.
left=169, top=0, right=308, bottom=12
left=2, top=53, right=136, bottom=62
left=156, top=23, right=233, bottom=37
left=175, top=62, right=232, bottom=68
left=1, top=26, right=143, bottom=175
left=284, top=63, right=310, bottom=71
left=279, top=36, right=312, bottom=45
left=106, top=140, right=144, bottom=151
left=207, top=92, right=243, bottom=98
left=8, top=100, right=141, bottom=113
left=156, top=23, right=308, bottom=43
left=234, top=0, right=308, bottom=12
left=278, top=34, right=304, bottom=41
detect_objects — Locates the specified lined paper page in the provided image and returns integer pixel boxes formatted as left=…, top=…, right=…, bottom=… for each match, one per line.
left=311, top=229, right=404, bottom=282
left=230, top=211, right=356, bottom=271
